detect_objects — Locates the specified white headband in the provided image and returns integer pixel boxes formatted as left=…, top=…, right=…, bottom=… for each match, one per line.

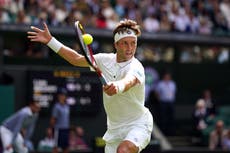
left=114, top=29, right=137, bottom=43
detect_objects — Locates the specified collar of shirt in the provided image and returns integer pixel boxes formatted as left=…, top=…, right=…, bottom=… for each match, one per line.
left=116, top=56, right=134, bottom=68
left=26, top=107, right=33, bottom=116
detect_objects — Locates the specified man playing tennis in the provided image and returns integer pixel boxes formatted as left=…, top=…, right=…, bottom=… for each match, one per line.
left=27, top=19, right=153, bottom=153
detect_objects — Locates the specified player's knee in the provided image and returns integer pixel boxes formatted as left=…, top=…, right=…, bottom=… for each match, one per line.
left=117, top=140, right=138, bottom=153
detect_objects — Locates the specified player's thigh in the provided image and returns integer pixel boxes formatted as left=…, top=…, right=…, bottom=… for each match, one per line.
left=117, top=140, right=138, bottom=153
left=124, top=125, right=152, bottom=152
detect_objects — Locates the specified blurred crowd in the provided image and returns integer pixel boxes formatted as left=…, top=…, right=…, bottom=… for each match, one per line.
left=0, top=0, right=229, bottom=63
left=0, top=0, right=230, bottom=35
left=191, top=89, right=230, bottom=151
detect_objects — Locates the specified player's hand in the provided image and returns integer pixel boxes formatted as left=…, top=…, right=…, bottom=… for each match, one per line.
left=27, top=22, right=52, bottom=44
left=103, top=82, right=118, bottom=96
left=6, top=144, right=13, bottom=150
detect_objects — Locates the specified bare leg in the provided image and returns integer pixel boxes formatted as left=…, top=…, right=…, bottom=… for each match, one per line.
left=117, top=140, right=138, bottom=153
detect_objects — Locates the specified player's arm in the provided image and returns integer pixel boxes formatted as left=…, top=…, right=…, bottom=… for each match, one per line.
left=103, top=75, right=139, bottom=96
left=27, top=22, right=88, bottom=67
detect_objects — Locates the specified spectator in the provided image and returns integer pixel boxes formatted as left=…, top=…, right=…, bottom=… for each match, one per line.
left=0, top=7, right=10, bottom=23
left=37, top=127, right=55, bottom=152
left=223, top=129, right=230, bottom=151
left=209, top=120, right=228, bottom=150
left=0, top=101, right=40, bottom=153
left=15, top=9, right=31, bottom=24
left=50, top=88, right=70, bottom=153
left=198, top=16, right=213, bottom=35
left=143, top=13, right=160, bottom=32
left=114, top=0, right=127, bottom=19
left=220, top=0, right=230, bottom=29
left=192, top=99, right=208, bottom=139
left=155, top=71, right=177, bottom=136
left=95, top=8, right=107, bottom=29
left=202, top=89, right=217, bottom=118
left=69, top=126, right=89, bottom=151
left=159, top=13, right=172, bottom=32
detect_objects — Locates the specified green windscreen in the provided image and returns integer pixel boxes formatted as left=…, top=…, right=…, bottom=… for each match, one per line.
left=0, top=85, right=14, bottom=123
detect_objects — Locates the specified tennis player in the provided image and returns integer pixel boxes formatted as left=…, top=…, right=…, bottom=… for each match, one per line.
left=27, top=19, right=153, bottom=153
left=0, top=101, right=40, bottom=153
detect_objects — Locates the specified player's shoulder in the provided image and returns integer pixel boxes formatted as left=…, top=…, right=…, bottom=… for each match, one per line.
left=132, top=57, right=143, bottom=65
left=132, top=58, right=144, bottom=70
left=95, top=53, right=115, bottom=59
left=94, top=53, right=116, bottom=64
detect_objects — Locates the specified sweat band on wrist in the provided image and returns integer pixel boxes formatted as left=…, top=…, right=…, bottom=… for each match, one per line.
left=116, top=81, right=125, bottom=94
left=47, top=37, right=63, bottom=53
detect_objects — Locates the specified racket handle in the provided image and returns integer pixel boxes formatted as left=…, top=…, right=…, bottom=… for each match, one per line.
left=99, top=76, right=107, bottom=85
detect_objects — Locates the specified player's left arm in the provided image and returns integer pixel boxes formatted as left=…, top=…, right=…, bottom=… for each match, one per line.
left=120, top=75, right=139, bottom=92
left=103, top=75, right=140, bottom=96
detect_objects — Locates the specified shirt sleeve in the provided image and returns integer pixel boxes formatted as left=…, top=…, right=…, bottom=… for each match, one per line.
left=52, top=105, right=58, bottom=118
left=128, top=61, right=145, bottom=84
left=11, top=113, right=27, bottom=144
left=93, top=53, right=103, bottom=69
left=24, top=114, right=38, bottom=140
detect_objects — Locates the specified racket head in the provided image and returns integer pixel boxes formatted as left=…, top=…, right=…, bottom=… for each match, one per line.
left=74, top=21, right=107, bottom=85
left=74, top=21, right=95, bottom=68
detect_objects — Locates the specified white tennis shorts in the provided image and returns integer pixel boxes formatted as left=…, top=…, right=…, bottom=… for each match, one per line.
left=103, top=111, right=153, bottom=153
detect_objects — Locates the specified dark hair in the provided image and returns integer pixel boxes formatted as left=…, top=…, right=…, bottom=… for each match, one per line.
left=113, top=19, right=141, bottom=37
left=57, top=87, right=67, bottom=95
left=28, top=100, right=39, bottom=105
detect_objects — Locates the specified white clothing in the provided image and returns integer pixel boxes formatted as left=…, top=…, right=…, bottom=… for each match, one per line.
left=104, top=111, right=153, bottom=153
left=94, top=53, right=148, bottom=129
left=0, top=126, right=28, bottom=153
left=94, top=53, right=153, bottom=152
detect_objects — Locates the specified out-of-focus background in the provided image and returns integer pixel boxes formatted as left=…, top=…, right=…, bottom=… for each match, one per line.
left=0, top=0, right=230, bottom=153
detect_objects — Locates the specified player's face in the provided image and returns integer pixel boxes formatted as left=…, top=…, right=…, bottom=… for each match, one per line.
left=115, top=37, right=137, bottom=62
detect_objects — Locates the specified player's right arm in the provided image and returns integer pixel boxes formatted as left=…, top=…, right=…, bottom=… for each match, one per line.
left=27, top=22, right=88, bottom=67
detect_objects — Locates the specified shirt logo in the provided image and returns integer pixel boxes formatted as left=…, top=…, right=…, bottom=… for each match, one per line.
left=137, top=71, right=142, bottom=77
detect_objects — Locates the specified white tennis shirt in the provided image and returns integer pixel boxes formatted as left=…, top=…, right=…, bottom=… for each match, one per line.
left=94, top=53, right=148, bottom=129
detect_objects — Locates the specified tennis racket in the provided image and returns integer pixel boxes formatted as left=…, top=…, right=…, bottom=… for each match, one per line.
left=74, top=21, right=107, bottom=85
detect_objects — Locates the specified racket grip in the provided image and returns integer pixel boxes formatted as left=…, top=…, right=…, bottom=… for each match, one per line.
left=99, top=76, right=107, bottom=85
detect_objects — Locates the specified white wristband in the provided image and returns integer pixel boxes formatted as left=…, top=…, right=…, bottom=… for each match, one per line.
left=47, top=37, right=63, bottom=53
left=116, top=81, right=125, bottom=94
